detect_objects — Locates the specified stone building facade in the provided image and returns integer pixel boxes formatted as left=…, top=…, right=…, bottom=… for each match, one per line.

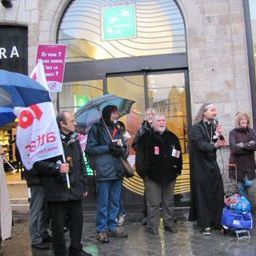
left=0, top=0, right=252, bottom=133
left=0, top=0, right=255, bottom=203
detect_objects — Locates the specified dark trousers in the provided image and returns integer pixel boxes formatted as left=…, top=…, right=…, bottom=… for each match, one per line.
left=145, top=177, right=176, bottom=229
left=49, top=200, right=83, bottom=256
left=29, top=186, right=50, bottom=246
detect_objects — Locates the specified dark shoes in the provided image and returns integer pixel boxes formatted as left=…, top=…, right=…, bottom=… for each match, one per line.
left=146, top=227, right=159, bottom=235
left=42, top=234, right=53, bottom=243
left=164, top=225, right=178, bottom=233
left=31, top=242, right=50, bottom=250
left=142, top=217, right=147, bottom=226
left=96, top=232, right=110, bottom=243
left=108, top=227, right=128, bottom=238
left=80, top=250, right=92, bottom=256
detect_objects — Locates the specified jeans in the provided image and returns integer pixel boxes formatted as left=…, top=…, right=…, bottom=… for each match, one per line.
left=118, top=183, right=126, bottom=217
left=237, top=176, right=254, bottom=197
left=96, top=179, right=122, bottom=233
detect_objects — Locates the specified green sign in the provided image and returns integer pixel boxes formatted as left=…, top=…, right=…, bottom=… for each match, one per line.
left=74, top=95, right=89, bottom=107
left=102, top=4, right=137, bottom=40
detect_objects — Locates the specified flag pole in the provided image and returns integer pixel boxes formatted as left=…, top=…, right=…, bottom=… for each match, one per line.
left=61, top=154, right=70, bottom=189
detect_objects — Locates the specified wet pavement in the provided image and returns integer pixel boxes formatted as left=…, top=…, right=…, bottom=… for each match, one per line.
left=4, top=172, right=256, bottom=256
left=2, top=209, right=256, bottom=256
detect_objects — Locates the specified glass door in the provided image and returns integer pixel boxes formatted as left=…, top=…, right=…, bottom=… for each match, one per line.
left=147, top=71, right=190, bottom=203
left=107, top=71, right=190, bottom=205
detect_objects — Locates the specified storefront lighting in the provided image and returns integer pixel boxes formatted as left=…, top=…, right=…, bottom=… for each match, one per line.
left=1, top=0, right=12, bottom=8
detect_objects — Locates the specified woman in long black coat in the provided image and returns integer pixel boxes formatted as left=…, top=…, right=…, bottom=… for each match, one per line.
left=188, top=103, right=225, bottom=235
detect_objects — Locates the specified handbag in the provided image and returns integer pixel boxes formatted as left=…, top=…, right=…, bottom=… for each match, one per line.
left=120, top=157, right=134, bottom=178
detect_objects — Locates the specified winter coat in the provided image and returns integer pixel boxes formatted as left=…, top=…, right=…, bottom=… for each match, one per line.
left=135, top=129, right=182, bottom=184
left=132, top=121, right=152, bottom=151
left=24, top=167, right=41, bottom=187
left=33, top=132, right=88, bottom=202
left=229, top=127, right=256, bottom=182
left=85, top=120, right=126, bottom=182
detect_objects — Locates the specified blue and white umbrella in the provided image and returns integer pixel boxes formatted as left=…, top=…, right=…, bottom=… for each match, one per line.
left=0, top=69, right=51, bottom=108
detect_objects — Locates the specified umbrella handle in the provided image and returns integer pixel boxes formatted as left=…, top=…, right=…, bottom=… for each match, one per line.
left=0, top=155, right=16, bottom=171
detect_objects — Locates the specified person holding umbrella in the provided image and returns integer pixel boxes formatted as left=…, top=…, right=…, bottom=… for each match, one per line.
left=86, top=105, right=128, bottom=243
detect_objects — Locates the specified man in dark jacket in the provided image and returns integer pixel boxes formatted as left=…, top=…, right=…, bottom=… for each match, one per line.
left=86, top=105, right=128, bottom=243
left=33, top=111, right=91, bottom=256
left=136, top=114, right=182, bottom=235
left=24, top=168, right=51, bottom=250
left=133, top=108, right=156, bottom=225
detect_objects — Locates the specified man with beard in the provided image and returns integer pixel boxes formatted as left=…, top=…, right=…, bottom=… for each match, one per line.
left=136, top=114, right=182, bottom=235
left=189, top=103, right=225, bottom=235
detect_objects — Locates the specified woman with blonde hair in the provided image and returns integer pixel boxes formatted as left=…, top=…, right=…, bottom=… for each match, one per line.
left=229, top=112, right=256, bottom=197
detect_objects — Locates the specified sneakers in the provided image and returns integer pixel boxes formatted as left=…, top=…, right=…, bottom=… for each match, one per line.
left=96, top=232, right=109, bottom=243
left=117, top=214, right=126, bottom=226
left=202, top=227, right=211, bottom=235
left=108, top=227, right=128, bottom=238
left=164, top=225, right=178, bottom=233
left=146, top=227, right=159, bottom=235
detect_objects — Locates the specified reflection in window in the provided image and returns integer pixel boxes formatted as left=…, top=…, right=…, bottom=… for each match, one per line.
left=147, top=72, right=189, bottom=196
left=58, top=0, right=186, bottom=62
left=59, top=80, right=103, bottom=113
left=107, top=75, right=145, bottom=149
left=148, top=73, right=187, bottom=153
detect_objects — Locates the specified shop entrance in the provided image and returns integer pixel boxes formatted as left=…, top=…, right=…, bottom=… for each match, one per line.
left=61, top=63, right=191, bottom=209
left=106, top=70, right=190, bottom=206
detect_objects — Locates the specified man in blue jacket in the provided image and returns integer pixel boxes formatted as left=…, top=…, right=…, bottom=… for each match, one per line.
left=86, top=105, right=128, bottom=243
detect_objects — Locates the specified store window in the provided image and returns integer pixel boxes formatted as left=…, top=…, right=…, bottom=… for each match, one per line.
left=0, top=26, right=28, bottom=74
left=58, top=0, right=189, bottom=204
left=58, top=0, right=186, bottom=62
left=59, top=80, right=103, bottom=112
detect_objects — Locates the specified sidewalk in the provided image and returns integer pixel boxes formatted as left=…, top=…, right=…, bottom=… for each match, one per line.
left=2, top=210, right=256, bottom=256
left=3, top=172, right=256, bottom=256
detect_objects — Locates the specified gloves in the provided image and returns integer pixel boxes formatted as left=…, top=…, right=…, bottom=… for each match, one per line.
left=109, top=144, right=123, bottom=158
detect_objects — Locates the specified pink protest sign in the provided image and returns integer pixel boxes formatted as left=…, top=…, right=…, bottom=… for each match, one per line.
left=36, top=44, right=67, bottom=92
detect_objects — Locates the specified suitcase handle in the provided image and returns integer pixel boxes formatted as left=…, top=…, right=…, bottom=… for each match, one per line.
left=228, top=164, right=238, bottom=183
